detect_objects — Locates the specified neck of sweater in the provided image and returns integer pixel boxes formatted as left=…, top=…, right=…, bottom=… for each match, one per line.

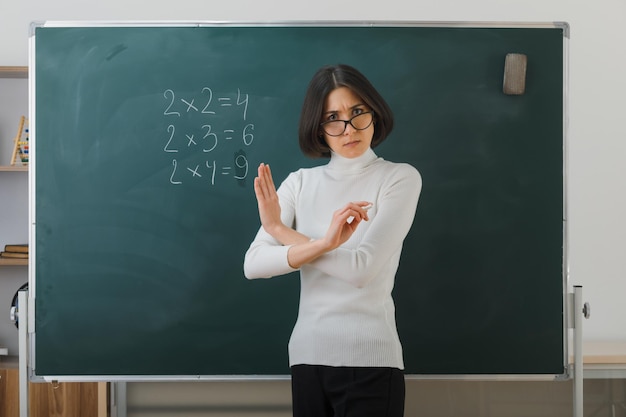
left=326, top=148, right=379, bottom=174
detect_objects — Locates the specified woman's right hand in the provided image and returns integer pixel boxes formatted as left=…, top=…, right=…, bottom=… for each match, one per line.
left=253, top=163, right=283, bottom=236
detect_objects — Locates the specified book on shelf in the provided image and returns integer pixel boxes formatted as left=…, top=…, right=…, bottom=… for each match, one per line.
left=0, top=251, right=28, bottom=259
left=1, top=243, right=29, bottom=259
left=4, top=244, right=28, bottom=253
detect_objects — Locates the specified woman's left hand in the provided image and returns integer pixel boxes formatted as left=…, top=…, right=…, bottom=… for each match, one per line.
left=321, top=201, right=371, bottom=251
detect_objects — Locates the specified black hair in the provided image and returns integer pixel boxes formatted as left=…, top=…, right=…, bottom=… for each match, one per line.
left=298, top=64, right=394, bottom=158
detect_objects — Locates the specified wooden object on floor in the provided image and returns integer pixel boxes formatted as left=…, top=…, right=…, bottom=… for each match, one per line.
left=30, top=380, right=102, bottom=417
left=0, top=367, right=20, bottom=417
left=0, top=364, right=107, bottom=417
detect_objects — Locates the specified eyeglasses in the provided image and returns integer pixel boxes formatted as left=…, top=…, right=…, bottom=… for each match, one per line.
left=319, top=112, right=374, bottom=136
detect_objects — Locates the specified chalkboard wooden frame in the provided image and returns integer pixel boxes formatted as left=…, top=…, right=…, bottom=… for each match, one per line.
left=29, top=21, right=569, bottom=380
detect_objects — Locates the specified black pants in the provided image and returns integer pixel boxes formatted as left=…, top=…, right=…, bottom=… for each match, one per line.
left=291, top=365, right=405, bottom=417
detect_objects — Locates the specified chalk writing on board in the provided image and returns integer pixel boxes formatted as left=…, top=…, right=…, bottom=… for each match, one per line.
left=162, top=87, right=254, bottom=186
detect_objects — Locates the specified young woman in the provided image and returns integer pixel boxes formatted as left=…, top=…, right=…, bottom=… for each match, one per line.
left=244, top=64, right=422, bottom=417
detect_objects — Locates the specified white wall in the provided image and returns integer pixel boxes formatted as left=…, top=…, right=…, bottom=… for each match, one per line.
left=1, top=0, right=624, bottom=346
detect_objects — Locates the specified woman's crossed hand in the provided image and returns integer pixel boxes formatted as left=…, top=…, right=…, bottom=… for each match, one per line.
left=253, top=162, right=371, bottom=267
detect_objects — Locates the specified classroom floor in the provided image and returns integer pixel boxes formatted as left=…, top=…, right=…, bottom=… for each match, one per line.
left=121, top=378, right=626, bottom=417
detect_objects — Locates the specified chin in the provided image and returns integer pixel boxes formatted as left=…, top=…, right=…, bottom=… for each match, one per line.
left=340, top=147, right=368, bottom=159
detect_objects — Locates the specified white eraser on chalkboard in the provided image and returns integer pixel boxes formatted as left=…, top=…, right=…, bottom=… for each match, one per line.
left=503, top=53, right=527, bottom=95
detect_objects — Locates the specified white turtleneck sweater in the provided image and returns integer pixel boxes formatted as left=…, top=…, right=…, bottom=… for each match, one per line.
left=244, top=148, right=421, bottom=369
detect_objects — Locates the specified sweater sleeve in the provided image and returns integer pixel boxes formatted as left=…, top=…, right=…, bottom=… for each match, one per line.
left=310, top=164, right=422, bottom=288
left=243, top=171, right=301, bottom=279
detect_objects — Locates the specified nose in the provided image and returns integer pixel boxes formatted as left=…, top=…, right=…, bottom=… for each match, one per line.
left=343, top=120, right=356, bottom=135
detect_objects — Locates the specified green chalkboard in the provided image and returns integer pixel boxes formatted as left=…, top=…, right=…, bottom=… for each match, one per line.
left=33, top=23, right=566, bottom=377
